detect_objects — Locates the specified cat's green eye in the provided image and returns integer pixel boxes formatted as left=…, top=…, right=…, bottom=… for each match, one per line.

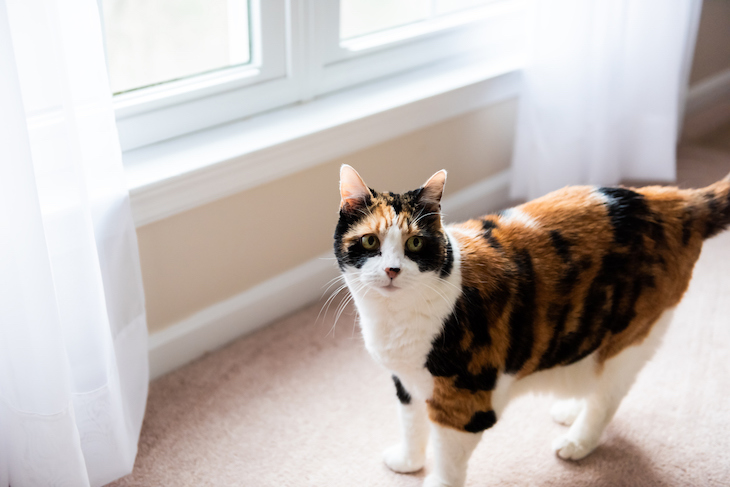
left=406, top=236, right=424, bottom=252
left=361, top=234, right=380, bottom=250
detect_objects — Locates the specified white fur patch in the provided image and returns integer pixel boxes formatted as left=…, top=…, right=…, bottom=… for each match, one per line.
left=448, top=226, right=484, bottom=241
left=590, top=188, right=612, bottom=206
left=500, top=208, right=540, bottom=229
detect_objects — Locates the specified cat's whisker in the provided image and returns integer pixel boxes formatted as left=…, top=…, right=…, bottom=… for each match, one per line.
left=327, top=296, right=347, bottom=338
left=414, top=287, right=440, bottom=318
left=332, top=298, right=351, bottom=336
left=330, top=285, right=363, bottom=338
left=328, top=280, right=366, bottom=338
left=350, top=286, right=369, bottom=338
left=322, top=273, right=345, bottom=289
left=412, top=206, right=426, bottom=225
left=438, top=278, right=463, bottom=294
left=421, top=281, right=452, bottom=308
left=320, top=274, right=346, bottom=298
left=413, top=211, right=439, bottom=225
left=318, top=282, right=351, bottom=325
left=321, top=282, right=348, bottom=311
left=356, top=203, right=375, bottom=220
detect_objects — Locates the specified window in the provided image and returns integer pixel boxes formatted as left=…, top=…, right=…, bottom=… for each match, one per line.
left=103, top=0, right=252, bottom=94
left=100, top=0, right=523, bottom=152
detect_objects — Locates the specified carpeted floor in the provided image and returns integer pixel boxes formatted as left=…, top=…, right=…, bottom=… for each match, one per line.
left=110, top=125, right=730, bottom=487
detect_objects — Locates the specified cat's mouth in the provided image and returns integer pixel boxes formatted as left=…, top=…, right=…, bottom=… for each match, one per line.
left=378, top=282, right=400, bottom=294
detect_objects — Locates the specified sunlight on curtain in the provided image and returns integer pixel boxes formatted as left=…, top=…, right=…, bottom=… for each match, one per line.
left=511, top=0, right=702, bottom=200
left=0, top=1, right=148, bottom=486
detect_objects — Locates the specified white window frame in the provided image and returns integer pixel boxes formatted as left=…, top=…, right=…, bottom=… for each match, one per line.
left=102, top=0, right=525, bottom=152
left=102, top=0, right=294, bottom=151
left=314, top=0, right=525, bottom=96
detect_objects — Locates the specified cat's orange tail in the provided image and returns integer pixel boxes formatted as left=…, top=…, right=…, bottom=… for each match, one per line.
left=698, top=174, right=730, bottom=240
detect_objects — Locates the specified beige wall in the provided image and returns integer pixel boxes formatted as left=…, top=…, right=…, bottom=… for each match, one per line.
left=690, top=0, right=730, bottom=85
left=137, top=99, right=517, bottom=333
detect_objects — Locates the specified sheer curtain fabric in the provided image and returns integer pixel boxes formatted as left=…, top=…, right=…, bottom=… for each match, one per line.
left=0, top=1, right=148, bottom=486
left=511, top=0, right=702, bottom=200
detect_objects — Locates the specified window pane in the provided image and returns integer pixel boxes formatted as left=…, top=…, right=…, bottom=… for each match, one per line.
left=340, top=0, right=430, bottom=40
left=103, top=0, right=251, bottom=94
left=435, top=0, right=492, bottom=15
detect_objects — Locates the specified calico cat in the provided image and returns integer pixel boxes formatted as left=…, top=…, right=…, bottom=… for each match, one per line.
left=333, top=164, right=730, bottom=487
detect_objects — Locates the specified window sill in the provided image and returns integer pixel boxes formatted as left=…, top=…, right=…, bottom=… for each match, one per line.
left=124, top=54, right=525, bottom=228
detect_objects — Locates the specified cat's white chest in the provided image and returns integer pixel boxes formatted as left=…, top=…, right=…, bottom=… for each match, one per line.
left=358, top=306, right=445, bottom=372
left=355, top=295, right=456, bottom=401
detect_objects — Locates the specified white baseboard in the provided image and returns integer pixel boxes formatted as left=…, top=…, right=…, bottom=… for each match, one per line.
left=683, top=69, right=730, bottom=141
left=148, top=168, right=512, bottom=380
left=441, top=169, right=513, bottom=223
left=148, top=253, right=341, bottom=380
left=686, top=68, right=730, bottom=115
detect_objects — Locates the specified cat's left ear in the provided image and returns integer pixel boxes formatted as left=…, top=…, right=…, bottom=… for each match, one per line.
left=418, top=170, right=447, bottom=212
left=340, top=164, right=371, bottom=212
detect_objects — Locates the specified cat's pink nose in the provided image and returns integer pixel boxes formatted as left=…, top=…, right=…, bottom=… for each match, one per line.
left=385, top=267, right=400, bottom=279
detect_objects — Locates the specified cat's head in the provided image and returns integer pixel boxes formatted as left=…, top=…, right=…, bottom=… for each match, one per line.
left=334, top=165, right=454, bottom=298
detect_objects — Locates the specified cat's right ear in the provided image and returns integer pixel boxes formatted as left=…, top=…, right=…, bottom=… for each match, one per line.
left=339, top=165, right=371, bottom=212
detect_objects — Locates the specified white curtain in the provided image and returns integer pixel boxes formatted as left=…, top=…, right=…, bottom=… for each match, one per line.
left=0, top=1, right=148, bottom=486
left=511, top=0, right=703, bottom=200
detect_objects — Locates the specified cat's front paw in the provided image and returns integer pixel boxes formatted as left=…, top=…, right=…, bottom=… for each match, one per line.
left=552, top=434, right=598, bottom=461
left=423, top=474, right=456, bottom=487
left=383, top=444, right=425, bottom=473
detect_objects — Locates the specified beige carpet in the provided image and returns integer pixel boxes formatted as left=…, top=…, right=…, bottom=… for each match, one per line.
left=111, top=130, right=730, bottom=487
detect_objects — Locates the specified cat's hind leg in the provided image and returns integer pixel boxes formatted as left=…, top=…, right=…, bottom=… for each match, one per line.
left=550, top=398, right=584, bottom=426
left=553, top=308, right=675, bottom=460
left=383, top=375, right=429, bottom=473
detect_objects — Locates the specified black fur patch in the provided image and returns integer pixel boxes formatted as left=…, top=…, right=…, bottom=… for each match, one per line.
left=407, top=190, right=451, bottom=275
left=482, top=220, right=503, bottom=251
left=536, top=303, right=572, bottom=371
left=486, top=231, right=503, bottom=251
left=549, top=230, right=572, bottom=263
left=426, top=287, right=502, bottom=392
left=390, top=195, right=403, bottom=215
left=486, top=280, right=512, bottom=327
left=333, top=191, right=373, bottom=270
left=426, top=312, right=471, bottom=378
left=462, top=286, right=492, bottom=346
left=343, top=240, right=381, bottom=269
left=392, top=375, right=411, bottom=405
left=599, top=187, right=651, bottom=246
left=482, top=219, right=498, bottom=231
left=464, top=410, right=497, bottom=433
left=682, top=207, right=695, bottom=246
left=558, top=263, right=581, bottom=296
left=454, top=366, right=497, bottom=393
left=504, top=249, right=536, bottom=374
left=648, top=213, right=667, bottom=248
left=571, top=255, right=617, bottom=356
left=406, top=231, right=448, bottom=274
left=703, top=190, right=730, bottom=239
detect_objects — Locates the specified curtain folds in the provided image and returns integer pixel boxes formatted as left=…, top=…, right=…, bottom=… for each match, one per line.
left=0, top=1, right=148, bottom=486
left=511, top=0, right=703, bottom=200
